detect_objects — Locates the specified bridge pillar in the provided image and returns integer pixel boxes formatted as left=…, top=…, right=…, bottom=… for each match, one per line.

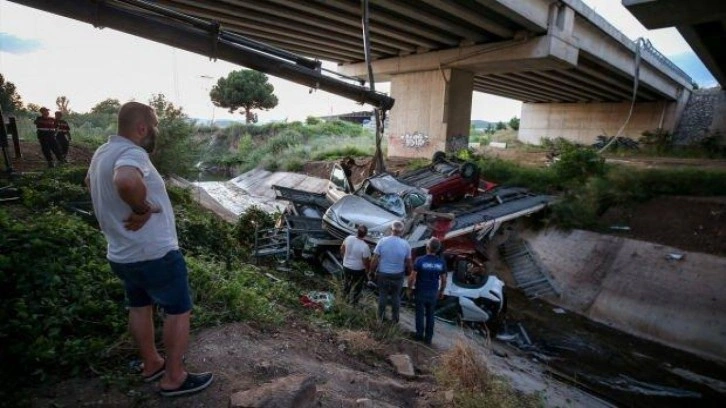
left=386, top=69, right=474, bottom=158
left=518, top=92, right=691, bottom=145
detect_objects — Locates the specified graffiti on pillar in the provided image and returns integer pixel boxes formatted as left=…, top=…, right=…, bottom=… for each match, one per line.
left=401, top=131, right=430, bottom=149
left=446, top=133, right=469, bottom=152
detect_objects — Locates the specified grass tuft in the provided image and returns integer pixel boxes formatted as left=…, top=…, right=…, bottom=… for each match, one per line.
left=436, top=341, right=543, bottom=407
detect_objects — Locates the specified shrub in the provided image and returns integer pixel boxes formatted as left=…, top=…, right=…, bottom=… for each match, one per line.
left=552, top=145, right=605, bottom=185
left=640, top=129, right=673, bottom=153
left=15, top=165, right=90, bottom=209
left=700, top=131, right=725, bottom=158
left=305, top=116, right=321, bottom=125
left=0, top=209, right=127, bottom=390
left=234, top=206, right=277, bottom=246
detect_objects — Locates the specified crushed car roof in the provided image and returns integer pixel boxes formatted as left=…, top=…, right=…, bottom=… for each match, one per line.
left=368, top=174, right=427, bottom=196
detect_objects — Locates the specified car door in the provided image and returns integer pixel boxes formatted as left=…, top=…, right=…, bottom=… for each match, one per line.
left=326, top=163, right=352, bottom=204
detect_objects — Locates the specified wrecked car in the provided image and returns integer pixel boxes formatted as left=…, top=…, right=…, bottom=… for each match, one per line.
left=322, top=173, right=431, bottom=241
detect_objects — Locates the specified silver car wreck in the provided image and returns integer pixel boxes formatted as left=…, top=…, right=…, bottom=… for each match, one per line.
left=322, top=161, right=556, bottom=249
left=322, top=171, right=430, bottom=241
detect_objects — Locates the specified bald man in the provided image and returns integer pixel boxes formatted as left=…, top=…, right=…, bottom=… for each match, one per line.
left=86, top=102, right=212, bottom=397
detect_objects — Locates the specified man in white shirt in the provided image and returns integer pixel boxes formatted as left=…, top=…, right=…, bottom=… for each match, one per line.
left=340, top=225, right=371, bottom=304
left=86, top=102, right=212, bottom=397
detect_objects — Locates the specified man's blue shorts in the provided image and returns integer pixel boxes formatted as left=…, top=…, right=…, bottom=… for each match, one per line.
left=109, top=249, right=193, bottom=315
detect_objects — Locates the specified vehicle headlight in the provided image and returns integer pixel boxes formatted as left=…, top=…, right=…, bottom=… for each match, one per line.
left=324, top=208, right=337, bottom=222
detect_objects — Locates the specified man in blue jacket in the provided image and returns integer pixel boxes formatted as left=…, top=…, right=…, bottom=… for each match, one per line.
left=409, top=238, right=446, bottom=345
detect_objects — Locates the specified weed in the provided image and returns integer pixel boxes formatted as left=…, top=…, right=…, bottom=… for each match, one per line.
left=435, top=341, right=542, bottom=407
left=313, top=146, right=371, bottom=161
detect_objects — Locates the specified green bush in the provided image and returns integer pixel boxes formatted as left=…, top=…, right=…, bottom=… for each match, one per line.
left=0, top=209, right=126, bottom=389
left=15, top=166, right=90, bottom=209
left=640, top=129, right=673, bottom=154
left=234, top=206, right=277, bottom=246
left=552, top=145, right=605, bottom=185
left=699, top=131, right=726, bottom=158
left=168, top=186, right=246, bottom=265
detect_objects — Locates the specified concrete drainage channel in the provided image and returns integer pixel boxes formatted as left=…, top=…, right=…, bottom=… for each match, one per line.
left=490, top=290, right=726, bottom=407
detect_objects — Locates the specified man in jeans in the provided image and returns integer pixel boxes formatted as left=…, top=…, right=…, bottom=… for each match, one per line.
left=340, top=225, right=371, bottom=304
left=370, top=221, right=412, bottom=323
left=86, top=102, right=213, bottom=397
left=409, top=238, right=447, bottom=345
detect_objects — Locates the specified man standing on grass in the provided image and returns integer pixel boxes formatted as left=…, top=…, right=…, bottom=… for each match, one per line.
left=369, top=221, right=413, bottom=323
left=33, top=106, right=64, bottom=167
left=86, top=101, right=212, bottom=397
left=340, top=225, right=371, bottom=304
left=54, top=111, right=72, bottom=161
left=409, top=238, right=447, bottom=345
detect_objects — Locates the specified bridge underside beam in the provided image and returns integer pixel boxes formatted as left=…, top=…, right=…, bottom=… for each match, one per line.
left=339, top=34, right=578, bottom=80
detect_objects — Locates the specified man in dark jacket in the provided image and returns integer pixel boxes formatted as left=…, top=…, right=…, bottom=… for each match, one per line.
left=409, top=238, right=447, bottom=345
left=54, top=111, right=72, bottom=160
left=34, top=107, right=64, bottom=167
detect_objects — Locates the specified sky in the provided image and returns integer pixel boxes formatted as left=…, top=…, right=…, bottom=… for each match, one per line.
left=0, top=0, right=717, bottom=123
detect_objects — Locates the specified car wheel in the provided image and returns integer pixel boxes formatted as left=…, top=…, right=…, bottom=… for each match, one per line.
left=432, top=151, right=446, bottom=163
left=460, top=162, right=478, bottom=179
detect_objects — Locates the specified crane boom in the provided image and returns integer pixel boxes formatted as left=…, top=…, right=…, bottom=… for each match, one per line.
left=8, top=0, right=395, bottom=111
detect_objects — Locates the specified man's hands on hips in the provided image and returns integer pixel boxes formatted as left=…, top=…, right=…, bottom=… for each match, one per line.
left=124, top=204, right=161, bottom=231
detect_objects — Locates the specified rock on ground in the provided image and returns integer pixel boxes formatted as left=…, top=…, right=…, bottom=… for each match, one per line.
left=229, top=374, right=316, bottom=408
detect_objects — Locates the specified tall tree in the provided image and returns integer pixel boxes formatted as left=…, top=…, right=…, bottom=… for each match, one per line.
left=56, top=96, right=71, bottom=114
left=210, top=70, right=278, bottom=124
left=508, top=116, right=520, bottom=131
left=147, top=93, right=199, bottom=177
left=0, top=74, right=23, bottom=113
left=90, top=98, right=121, bottom=115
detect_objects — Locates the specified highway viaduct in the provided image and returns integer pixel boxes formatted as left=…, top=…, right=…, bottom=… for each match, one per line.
left=10, top=0, right=695, bottom=158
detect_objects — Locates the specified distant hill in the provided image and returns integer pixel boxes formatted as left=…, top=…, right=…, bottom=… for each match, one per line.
left=471, top=119, right=494, bottom=129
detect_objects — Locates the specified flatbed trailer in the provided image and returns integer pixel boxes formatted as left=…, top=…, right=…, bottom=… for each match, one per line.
left=255, top=184, right=554, bottom=263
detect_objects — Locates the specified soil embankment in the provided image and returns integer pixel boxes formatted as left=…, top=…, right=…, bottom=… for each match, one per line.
left=523, top=228, right=726, bottom=364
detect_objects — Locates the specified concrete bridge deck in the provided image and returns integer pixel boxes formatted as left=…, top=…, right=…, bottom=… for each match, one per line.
left=10, top=0, right=697, bottom=152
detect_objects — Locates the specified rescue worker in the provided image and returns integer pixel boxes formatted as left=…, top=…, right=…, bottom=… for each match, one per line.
left=33, top=107, right=64, bottom=167
left=54, top=111, right=72, bottom=160
left=409, top=238, right=447, bottom=345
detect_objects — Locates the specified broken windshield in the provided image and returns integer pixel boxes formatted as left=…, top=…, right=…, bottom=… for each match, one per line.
left=356, top=180, right=406, bottom=217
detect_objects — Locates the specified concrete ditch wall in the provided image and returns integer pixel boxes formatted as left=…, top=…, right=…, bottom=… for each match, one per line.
left=522, top=229, right=726, bottom=364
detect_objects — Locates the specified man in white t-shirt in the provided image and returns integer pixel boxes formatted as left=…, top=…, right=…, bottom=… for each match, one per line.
left=86, top=102, right=212, bottom=397
left=340, top=225, right=371, bottom=304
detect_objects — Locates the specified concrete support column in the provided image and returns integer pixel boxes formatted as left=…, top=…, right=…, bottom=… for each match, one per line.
left=518, top=98, right=692, bottom=145
left=386, top=68, right=474, bottom=158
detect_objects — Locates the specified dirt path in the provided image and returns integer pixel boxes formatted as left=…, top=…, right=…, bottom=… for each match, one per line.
left=32, top=318, right=442, bottom=407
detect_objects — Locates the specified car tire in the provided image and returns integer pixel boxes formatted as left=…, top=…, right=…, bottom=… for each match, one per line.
left=460, top=162, right=478, bottom=180
left=432, top=151, right=446, bottom=164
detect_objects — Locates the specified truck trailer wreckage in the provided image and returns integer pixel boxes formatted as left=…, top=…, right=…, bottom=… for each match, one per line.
left=253, top=154, right=556, bottom=267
